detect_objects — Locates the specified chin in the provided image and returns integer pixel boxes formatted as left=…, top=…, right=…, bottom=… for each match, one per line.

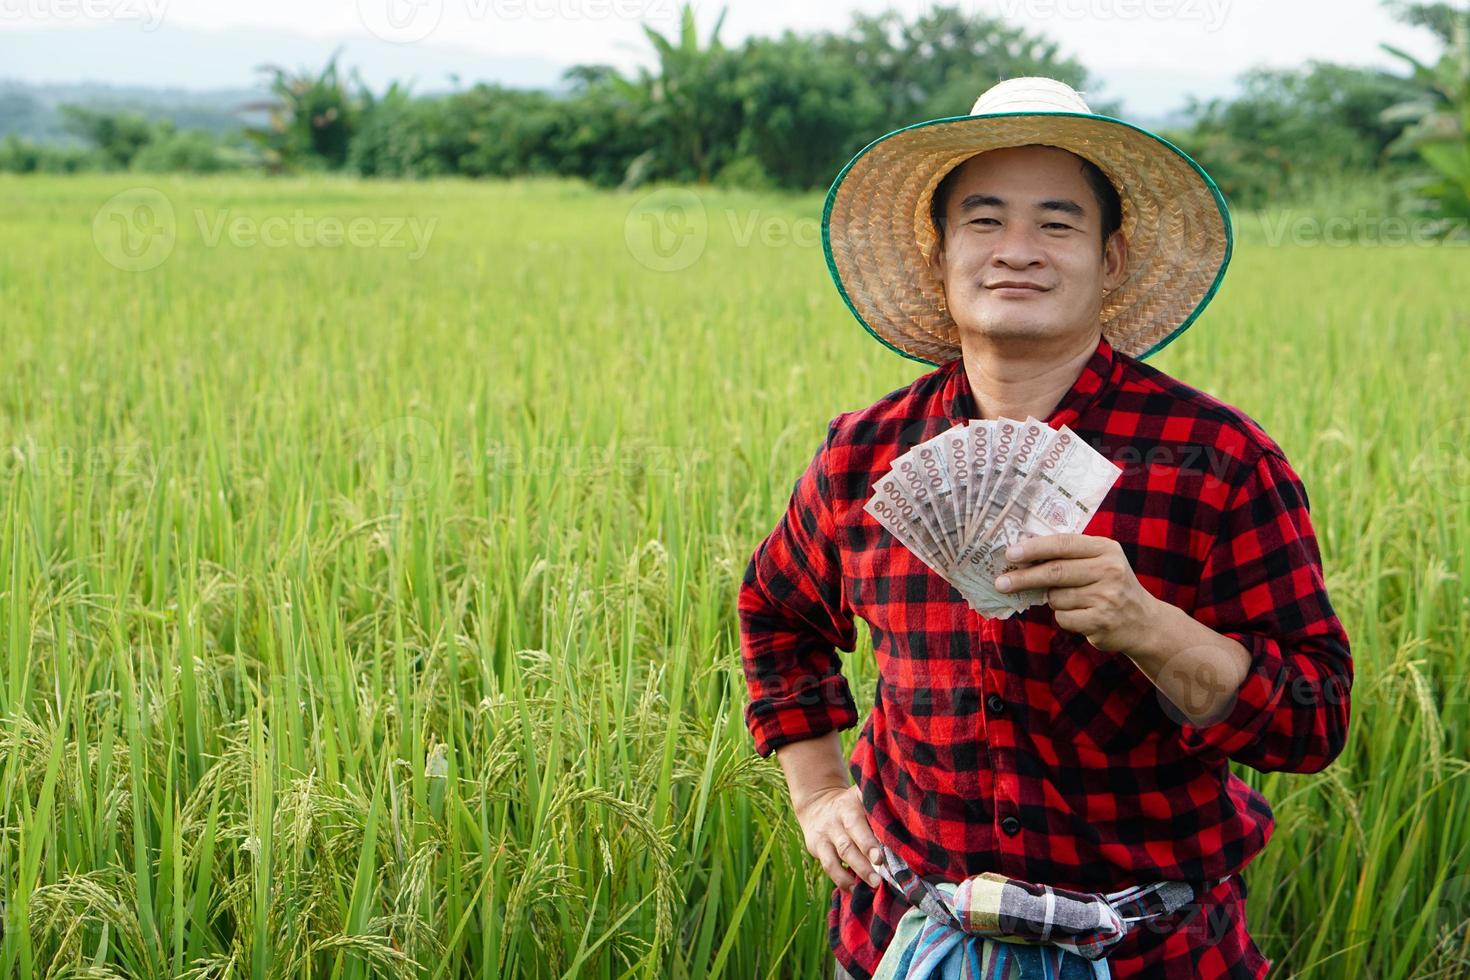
left=959, top=316, right=1058, bottom=342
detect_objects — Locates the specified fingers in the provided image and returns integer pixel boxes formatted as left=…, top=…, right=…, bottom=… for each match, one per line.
left=815, top=838, right=858, bottom=892
left=843, top=800, right=886, bottom=880
left=996, top=557, right=1105, bottom=595
left=805, top=788, right=887, bottom=892
left=833, top=832, right=881, bottom=889
left=1004, top=532, right=1108, bottom=564
left=1045, top=585, right=1090, bottom=610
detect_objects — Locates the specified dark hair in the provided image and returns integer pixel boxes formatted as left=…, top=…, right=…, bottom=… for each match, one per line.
left=929, top=147, right=1123, bottom=251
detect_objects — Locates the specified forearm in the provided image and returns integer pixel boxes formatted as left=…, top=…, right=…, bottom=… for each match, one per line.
left=1129, top=597, right=1253, bottom=728
left=738, top=433, right=861, bottom=759
left=775, top=730, right=851, bottom=817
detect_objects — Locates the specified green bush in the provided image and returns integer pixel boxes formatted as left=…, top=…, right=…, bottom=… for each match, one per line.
left=347, top=87, right=450, bottom=178
left=712, top=154, right=775, bottom=190
left=130, top=126, right=247, bottom=174
left=0, top=134, right=104, bottom=174
left=1169, top=62, right=1421, bottom=211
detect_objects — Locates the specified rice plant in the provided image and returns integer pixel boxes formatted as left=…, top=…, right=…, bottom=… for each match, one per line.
left=0, top=173, right=1466, bottom=977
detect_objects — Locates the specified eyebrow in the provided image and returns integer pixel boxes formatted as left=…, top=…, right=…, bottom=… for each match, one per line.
left=957, top=193, right=1087, bottom=219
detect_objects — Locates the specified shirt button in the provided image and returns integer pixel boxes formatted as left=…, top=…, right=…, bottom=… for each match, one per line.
left=986, top=694, right=1005, bottom=713
left=1001, top=816, right=1021, bottom=836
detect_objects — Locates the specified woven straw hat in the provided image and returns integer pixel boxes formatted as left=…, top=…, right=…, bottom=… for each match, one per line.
left=821, top=76, right=1233, bottom=365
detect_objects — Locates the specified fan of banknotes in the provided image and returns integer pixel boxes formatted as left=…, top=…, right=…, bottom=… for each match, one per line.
left=863, top=417, right=1123, bottom=618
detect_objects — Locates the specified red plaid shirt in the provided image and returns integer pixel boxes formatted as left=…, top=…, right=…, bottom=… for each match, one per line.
left=738, top=333, right=1352, bottom=979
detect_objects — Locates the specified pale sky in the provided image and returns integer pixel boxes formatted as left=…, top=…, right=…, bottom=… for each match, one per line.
left=0, top=0, right=1446, bottom=118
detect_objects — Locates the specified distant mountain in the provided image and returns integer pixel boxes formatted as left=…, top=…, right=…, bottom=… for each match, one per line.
left=1083, top=65, right=1241, bottom=127
left=0, top=21, right=578, bottom=145
left=0, top=80, right=270, bottom=144
left=0, top=21, right=573, bottom=97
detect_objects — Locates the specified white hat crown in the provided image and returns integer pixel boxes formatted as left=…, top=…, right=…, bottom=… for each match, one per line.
left=970, top=77, right=1092, bottom=116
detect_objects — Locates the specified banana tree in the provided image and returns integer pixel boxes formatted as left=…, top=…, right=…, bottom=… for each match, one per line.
left=242, top=48, right=366, bottom=173
left=614, top=2, right=743, bottom=186
left=1380, top=6, right=1470, bottom=228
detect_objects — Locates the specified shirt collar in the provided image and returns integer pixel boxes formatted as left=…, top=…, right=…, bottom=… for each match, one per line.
left=942, top=332, right=1118, bottom=429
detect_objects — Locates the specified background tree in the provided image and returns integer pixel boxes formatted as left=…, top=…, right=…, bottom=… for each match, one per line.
left=1380, top=2, right=1470, bottom=227
left=1386, top=0, right=1465, bottom=43
left=552, top=66, right=653, bottom=189
left=57, top=105, right=153, bottom=169
left=615, top=3, right=743, bottom=186
left=727, top=33, right=884, bottom=190
left=815, top=7, right=1102, bottom=130
left=244, top=48, right=364, bottom=173
left=1167, top=62, right=1421, bottom=210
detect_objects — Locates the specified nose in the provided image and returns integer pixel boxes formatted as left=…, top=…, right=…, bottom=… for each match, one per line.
left=989, top=222, right=1045, bottom=270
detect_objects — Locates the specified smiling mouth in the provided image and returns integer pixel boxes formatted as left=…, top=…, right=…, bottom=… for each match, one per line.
left=986, top=284, right=1048, bottom=297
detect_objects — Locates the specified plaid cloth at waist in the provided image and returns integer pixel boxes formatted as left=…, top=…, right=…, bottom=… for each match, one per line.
left=869, top=844, right=1231, bottom=980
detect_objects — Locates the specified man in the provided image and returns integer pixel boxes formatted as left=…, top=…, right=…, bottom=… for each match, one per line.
left=738, top=78, right=1353, bottom=979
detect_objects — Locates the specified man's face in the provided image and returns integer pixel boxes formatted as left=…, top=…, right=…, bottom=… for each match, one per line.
left=929, top=144, right=1127, bottom=352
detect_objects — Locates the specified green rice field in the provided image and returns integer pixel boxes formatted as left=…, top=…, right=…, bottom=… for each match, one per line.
left=1, top=173, right=1468, bottom=977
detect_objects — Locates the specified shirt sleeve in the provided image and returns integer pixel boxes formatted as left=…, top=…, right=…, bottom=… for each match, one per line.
left=1174, top=446, right=1353, bottom=774
left=739, top=417, right=860, bottom=758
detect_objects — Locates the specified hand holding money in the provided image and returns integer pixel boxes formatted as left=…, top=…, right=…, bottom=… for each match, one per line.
left=993, top=532, right=1172, bottom=655
left=863, top=417, right=1122, bottom=618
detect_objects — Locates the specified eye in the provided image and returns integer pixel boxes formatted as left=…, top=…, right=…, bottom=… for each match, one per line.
left=1043, top=222, right=1073, bottom=230
left=968, top=217, right=999, bottom=226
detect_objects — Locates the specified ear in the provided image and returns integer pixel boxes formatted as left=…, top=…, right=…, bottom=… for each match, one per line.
left=1102, top=230, right=1127, bottom=292
left=928, top=232, right=946, bottom=277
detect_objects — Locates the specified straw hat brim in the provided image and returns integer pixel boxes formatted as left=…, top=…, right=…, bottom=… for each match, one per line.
left=821, top=111, right=1234, bottom=365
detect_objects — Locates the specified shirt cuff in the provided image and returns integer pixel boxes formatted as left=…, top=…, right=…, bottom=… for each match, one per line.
left=1174, top=631, right=1288, bottom=764
left=745, top=675, right=859, bottom=758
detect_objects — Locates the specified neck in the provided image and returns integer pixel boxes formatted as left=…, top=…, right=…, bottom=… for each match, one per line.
left=959, top=330, right=1101, bottom=422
